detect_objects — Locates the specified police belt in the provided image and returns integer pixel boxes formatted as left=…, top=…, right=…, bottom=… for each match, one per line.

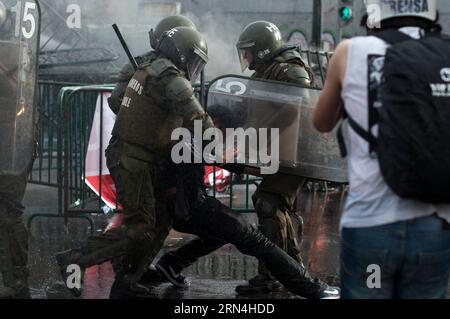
left=110, top=138, right=160, bottom=164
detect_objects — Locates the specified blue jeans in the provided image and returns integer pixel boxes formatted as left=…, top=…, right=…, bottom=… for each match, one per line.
left=341, top=214, right=450, bottom=299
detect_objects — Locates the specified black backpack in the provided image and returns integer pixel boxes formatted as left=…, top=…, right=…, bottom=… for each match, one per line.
left=339, top=29, right=450, bottom=203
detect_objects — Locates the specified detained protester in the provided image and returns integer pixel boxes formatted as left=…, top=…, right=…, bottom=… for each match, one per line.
left=55, top=26, right=215, bottom=297
left=314, top=0, right=450, bottom=299
left=147, top=21, right=339, bottom=299
left=142, top=155, right=336, bottom=300
left=0, top=0, right=40, bottom=299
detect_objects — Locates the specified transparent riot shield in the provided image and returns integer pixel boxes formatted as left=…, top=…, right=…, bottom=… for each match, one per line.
left=206, top=75, right=348, bottom=183
left=0, top=0, right=41, bottom=175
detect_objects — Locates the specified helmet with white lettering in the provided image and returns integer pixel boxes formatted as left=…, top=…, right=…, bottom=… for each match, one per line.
left=365, top=0, right=437, bottom=26
left=236, top=21, right=283, bottom=72
left=158, top=27, right=208, bottom=83
left=149, top=15, right=197, bottom=50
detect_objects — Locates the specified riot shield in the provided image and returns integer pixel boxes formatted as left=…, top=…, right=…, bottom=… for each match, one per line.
left=0, top=0, right=41, bottom=175
left=206, top=75, right=348, bottom=183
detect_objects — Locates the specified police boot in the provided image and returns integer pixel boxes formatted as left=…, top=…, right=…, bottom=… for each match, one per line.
left=235, top=274, right=282, bottom=295
left=55, top=249, right=85, bottom=298
left=0, top=268, right=31, bottom=299
left=109, top=272, right=151, bottom=299
left=0, top=286, right=15, bottom=299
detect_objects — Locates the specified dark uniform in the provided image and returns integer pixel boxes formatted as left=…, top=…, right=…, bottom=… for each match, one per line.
left=250, top=47, right=313, bottom=280
left=108, top=52, right=176, bottom=279
left=0, top=0, right=40, bottom=299
left=106, top=16, right=201, bottom=292
left=0, top=168, right=33, bottom=299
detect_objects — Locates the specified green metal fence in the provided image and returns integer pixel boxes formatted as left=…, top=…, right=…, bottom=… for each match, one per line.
left=30, top=81, right=82, bottom=187
left=28, top=84, right=114, bottom=230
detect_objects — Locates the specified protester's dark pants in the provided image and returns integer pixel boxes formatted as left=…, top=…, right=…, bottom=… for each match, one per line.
left=341, top=214, right=450, bottom=299
left=168, top=196, right=326, bottom=299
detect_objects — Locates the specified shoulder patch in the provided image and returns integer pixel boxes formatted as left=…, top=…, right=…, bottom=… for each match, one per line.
left=166, top=76, right=194, bottom=102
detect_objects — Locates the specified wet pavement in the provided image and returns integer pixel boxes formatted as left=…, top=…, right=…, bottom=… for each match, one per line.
left=4, top=183, right=449, bottom=299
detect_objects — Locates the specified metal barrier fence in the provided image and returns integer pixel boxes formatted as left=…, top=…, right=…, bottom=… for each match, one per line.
left=30, top=81, right=83, bottom=186
left=28, top=84, right=114, bottom=230
left=60, top=86, right=115, bottom=216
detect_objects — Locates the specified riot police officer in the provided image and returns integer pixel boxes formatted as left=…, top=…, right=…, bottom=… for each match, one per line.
left=151, top=21, right=339, bottom=298
left=56, top=26, right=214, bottom=297
left=107, top=15, right=199, bottom=292
left=235, top=20, right=315, bottom=294
left=0, top=0, right=40, bottom=299
left=108, top=15, right=197, bottom=115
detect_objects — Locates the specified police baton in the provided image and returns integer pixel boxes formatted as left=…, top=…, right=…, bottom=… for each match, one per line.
left=112, top=24, right=138, bottom=71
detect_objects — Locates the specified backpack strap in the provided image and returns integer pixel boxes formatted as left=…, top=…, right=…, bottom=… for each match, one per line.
left=337, top=108, right=378, bottom=158
left=373, top=29, right=413, bottom=45
left=337, top=30, right=412, bottom=158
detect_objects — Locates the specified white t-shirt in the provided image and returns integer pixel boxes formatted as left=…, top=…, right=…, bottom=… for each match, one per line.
left=340, top=27, right=450, bottom=229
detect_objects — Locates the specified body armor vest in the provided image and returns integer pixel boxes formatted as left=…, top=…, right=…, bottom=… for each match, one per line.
left=111, top=58, right=184, bottom=159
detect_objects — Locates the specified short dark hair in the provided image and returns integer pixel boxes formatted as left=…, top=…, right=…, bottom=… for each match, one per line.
left=360, top=13, right=369, bottom=28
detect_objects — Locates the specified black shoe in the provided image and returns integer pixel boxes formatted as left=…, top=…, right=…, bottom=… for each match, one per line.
left=235, top=274, right=282, bottom=295
left=139, top=265, right=166, bottom=286
left=109, top=275, right=150, bottom=299
left=0, top=287, right=15, bottom=299
left=0, top=283, right=30, bottom=299
left=55, top=250, right=84, bottom=298
left=155, top=257, right=190, bottom=289
left=319, top=286, right=341, bottom=299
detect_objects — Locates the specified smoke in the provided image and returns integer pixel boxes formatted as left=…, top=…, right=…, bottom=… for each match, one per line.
left=38, top=0, right=253, bottom=79
left=186, top=11, right=252, bottom=80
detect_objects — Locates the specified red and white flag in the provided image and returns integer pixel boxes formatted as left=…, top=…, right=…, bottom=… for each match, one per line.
left=85, top=92, right=121, bottom=209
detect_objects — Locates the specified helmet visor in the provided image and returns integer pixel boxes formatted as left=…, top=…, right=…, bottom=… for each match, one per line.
left=238, top=48, right=252, bottom=72
left=187, top=47, right=208, bottom=84
left=149, top=29, right=158, bottom=49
